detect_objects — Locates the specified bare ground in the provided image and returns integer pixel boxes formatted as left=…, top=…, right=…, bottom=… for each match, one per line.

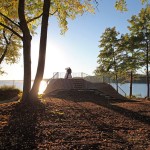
left=0, top=90, right=150, bottom=150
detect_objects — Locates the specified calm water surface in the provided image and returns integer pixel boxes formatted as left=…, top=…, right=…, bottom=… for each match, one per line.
left=111, top=83, right=147, bottom=98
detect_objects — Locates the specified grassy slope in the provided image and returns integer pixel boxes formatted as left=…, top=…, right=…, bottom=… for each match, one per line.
left=0, top=86, right=21, bottom=102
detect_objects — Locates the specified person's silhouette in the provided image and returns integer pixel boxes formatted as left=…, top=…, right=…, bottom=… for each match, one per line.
left=65, top=67, right=72, bottom=79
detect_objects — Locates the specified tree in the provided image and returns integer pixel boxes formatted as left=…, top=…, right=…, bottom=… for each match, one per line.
left=95, top=27, right=120, bottom=91
left=0, top=0, right=41, bottom=101
left=118, top=34, right=144, bottom=98
left=128, top=5, right=150, bottom=99
left=29, top=0, right=51, bottom=99
left=0, top=28, right=21, bottom=66
left=0, top=8, right=22, bottom=74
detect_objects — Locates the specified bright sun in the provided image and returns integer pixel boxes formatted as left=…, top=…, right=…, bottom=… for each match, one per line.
left=38, top=80, right=47, bottom=94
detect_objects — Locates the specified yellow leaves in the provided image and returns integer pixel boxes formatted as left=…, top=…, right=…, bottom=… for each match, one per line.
left=0, top=0, right=18, bottom=19
left=115, top=0, right=149, bottom=11
left=145, top=5, right=150, bottom=14
left=77, top=4, right=83, bottom=11
left=115, top=0, right=127, bottom=11
left=140, top=0, right=149, bottom=4
left=0, top=0, right=95, bottom=35
left=51, top=0, right=95, bottom=34
left=84, top=3, right=95, bottom=13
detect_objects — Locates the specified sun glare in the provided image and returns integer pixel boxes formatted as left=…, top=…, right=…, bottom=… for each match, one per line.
left=45, top=40, right=68, bottom=70
left=38, top=80, right=47, bottom=94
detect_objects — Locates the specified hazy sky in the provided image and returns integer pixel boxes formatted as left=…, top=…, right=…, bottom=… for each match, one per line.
left=1, top=0, right=148, bottom=80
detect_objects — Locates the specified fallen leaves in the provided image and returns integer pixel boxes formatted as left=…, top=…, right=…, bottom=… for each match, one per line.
left=0, top=91, right=150, bottom=149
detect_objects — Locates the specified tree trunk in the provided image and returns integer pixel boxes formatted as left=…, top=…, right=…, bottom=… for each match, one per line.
left=18, top=0, right=32, bottom=101
left=115, top=73, right=118, bottom=92
left=129, top=71, right=133, bottom=98
left=146, top=40, right=149, bottom=99
left=30, top=0, right=51, bottom=99
left=22, top=38, right=31, bottom=101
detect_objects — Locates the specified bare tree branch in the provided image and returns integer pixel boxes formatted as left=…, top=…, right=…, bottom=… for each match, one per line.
left=0, top=22, right=22, bottom=40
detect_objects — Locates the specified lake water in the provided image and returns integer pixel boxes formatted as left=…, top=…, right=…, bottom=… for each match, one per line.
left=0, top=80, right=148, bottom=98
left=111, top=83, right=147, bottom=98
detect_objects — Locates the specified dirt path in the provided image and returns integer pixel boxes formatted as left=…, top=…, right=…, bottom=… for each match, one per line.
left=0, top=91, right=150, bottom=150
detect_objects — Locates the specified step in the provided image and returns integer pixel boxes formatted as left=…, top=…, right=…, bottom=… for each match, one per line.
left=73, top=80, right=85, bottom=89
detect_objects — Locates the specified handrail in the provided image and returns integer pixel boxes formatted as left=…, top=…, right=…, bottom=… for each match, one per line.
left=81, top=72, right=90, bottom=78
left=118, top=85, right=126, bottom=97
left=46, top=72, right=59, bottom=84
left=52, top=72, right=59, bottom=79
left=112, top=82, right=127, bottom=97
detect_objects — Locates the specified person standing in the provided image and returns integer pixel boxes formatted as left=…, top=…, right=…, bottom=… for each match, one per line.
left=65, top=67, right=72, bottom=79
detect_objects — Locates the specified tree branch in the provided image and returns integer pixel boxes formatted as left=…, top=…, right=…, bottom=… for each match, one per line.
left=50, top=9, right=58, bottom=15
left=3, top=29, right=13, bottom=45
left=27, top=13, right=43, bottom=23
left=27, top=8, right=57, bottom=24
left=0, top=45, right=8, bottom=64
left=0, top=30, right=11, bottom=64
left=27, top=9, right=57, bottom=24
left=0, top=12, right=20, bottom=28
left=0, top=22, right=22, bottom=40
left=3, top=30, right=8, bottom=44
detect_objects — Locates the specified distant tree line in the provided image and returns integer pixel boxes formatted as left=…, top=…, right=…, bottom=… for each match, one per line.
left=95, top=5, right=150, bottom=98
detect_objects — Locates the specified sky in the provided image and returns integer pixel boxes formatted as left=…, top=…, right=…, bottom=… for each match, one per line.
left=0, top=0, right=149, bottom=80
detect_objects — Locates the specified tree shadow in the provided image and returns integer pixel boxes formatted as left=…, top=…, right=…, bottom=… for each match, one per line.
left=48, top=91, right=139, bottom=149
left=0, top=99, right=45, bottom=150
left=72, top=105, right=135, bottom=149
left=52, top=90, right=150, bottom=126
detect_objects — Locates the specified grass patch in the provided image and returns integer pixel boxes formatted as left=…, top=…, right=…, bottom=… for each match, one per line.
left=0, top=85, right=21, bottom=101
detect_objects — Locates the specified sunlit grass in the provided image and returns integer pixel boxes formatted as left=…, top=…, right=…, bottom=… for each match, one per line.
left=0, top=85, right=21, bottom=101
left=0, top=85, right=20, bottom=91
left=0, top=81, right=47, bottom=101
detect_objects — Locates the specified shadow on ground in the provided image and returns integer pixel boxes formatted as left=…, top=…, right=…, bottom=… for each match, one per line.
left=40, top=90, right=150, bottom=149
left=51, top=90, right=150, bottom=126
left=0, top=100, right=45, bottom=150
left=1, top=91, right=150, bottom=150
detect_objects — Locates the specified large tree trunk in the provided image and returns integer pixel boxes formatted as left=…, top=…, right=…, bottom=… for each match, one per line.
left=18, top=0, right=32, bottom=101
left=22, top=37, right=31, bottom=101
left=30, top=0, right=51, bottom=99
